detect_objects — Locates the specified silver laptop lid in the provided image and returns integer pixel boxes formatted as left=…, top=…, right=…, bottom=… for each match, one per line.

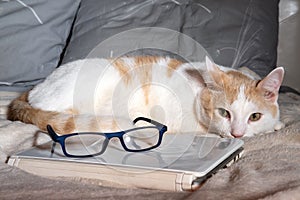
left=16, top=134, right=243, bottom=177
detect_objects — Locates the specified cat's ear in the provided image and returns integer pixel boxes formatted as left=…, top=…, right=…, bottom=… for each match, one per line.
left=204, top=56, right=224, bottom=89
left=257, top=67, right=284, bottom=101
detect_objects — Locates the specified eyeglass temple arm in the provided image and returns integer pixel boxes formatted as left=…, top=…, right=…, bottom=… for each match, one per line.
left=46, top=125, right=59, bottom=157
left=46, top=124, right=59, bottom=141
left=133, top=117, right=167, bottom=131
left=50, top=142, right=56, bottom=157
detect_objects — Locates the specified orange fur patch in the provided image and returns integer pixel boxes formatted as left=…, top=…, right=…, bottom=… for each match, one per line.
left=112, top=58, right=131, bottom=84
left=200, top=88, right=214, bottom=119
left=112, top=56, right=183, bottom=105
left=134, top=56, right=182, bottom=104
left=134, top=56, right=159, bottom=68
left=249, top=86, right=278, bottom=117
left=7, top=91, right=64, bottom=132
left=167, top=58, right=183, bottom=77
left=185, top=69, right=206, bottom=87
left=62, top=117, right=76, bottom=134
left=135, top=57, right=153, bottom=105
left=65, top=108, right=79, bottom=115
left=219, top=71, right=253, bottom=104
left=216, top=70, right=278, bottom=117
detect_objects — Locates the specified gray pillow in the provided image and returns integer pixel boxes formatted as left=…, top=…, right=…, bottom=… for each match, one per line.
left=0, top=0, right=80, bottom=91
left=62, top=0, right=279, bottom=77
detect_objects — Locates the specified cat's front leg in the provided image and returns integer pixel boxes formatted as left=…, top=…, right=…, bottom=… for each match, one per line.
left=274, top=121, right=285, bottom=131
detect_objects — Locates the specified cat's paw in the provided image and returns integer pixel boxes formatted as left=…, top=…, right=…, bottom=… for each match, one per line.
left=274, top=121, right=285, bottom=131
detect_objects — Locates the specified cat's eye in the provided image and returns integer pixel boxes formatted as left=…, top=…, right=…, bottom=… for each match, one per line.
left=217, top=108, right=231, bottom=119
left=249, top=113, right=262, bottom=122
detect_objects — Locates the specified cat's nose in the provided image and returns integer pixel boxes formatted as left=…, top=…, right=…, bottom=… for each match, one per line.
left=231, top=133, right=244, bottom=138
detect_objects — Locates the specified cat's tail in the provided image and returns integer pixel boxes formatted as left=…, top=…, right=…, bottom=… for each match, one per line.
left=7, top=92, right=74, bottom=134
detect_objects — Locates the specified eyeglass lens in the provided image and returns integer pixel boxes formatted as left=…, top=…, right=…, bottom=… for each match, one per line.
left=123, top=127, right=160, bottom=150
left=64, top=134, right=107, bottom=156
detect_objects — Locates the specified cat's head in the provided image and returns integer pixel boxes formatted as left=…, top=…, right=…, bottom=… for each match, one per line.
left=197, top=57, right=284, bottom=138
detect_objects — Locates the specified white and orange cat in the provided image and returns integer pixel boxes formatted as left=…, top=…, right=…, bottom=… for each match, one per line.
left=8, top=56, right=284, bottom=138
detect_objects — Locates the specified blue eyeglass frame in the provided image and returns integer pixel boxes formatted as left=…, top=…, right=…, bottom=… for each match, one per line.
left=47, top=117, right=168, bottom=158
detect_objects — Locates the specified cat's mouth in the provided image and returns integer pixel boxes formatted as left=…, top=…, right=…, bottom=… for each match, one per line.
left=218, top=132, right=237, bottom=139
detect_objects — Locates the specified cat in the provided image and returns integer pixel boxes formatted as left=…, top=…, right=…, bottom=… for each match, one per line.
left=7, top=56, right=285, bottom=138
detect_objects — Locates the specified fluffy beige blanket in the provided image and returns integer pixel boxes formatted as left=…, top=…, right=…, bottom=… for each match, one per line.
left=0, top=91, right=299, bottom=199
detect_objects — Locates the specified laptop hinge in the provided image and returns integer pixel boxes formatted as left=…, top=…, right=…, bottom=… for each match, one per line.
left=176, top=173, right=197, bottom=191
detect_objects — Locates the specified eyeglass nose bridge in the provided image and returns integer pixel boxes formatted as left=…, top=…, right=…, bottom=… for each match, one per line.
left=103, top=131, right=128, bottom=151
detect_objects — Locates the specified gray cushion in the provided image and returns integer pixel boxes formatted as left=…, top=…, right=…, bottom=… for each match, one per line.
left=62, top=0, right=279, bottom=77
left=0, top=0, right=80, bottom=91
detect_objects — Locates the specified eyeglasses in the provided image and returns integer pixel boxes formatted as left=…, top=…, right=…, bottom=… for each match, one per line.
left=47, top=117, right=168, bottom=158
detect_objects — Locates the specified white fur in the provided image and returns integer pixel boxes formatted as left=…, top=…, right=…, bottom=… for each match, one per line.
left=29, top=58, right=201, bottom=133
left=28, top=57, right=283, bottom=137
